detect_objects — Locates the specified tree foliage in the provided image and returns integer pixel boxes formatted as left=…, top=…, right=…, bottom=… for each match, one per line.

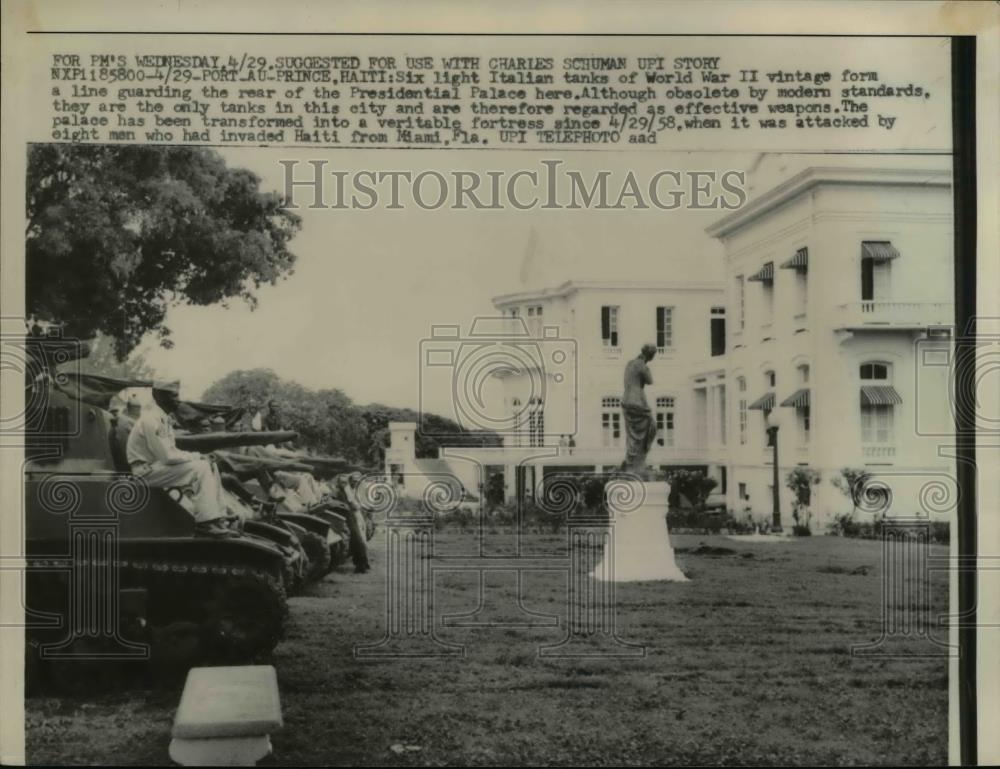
left=831, top=467, right=872, bottom=517
left=786, top=466, right=821, bottom=527
left=359, top=403, right=502, bottom=464
left=26, top=145, right=301, bottom=358
left=76, top=332, right=159, bottom=381
left=201, top=369, right=366, bottom=459
left=201, top=368, right=500, bottom=463
left=666, top=469, right=718, bottom=512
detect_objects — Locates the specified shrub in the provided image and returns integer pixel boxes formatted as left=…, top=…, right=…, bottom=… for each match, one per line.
left=831, top=468, right=871, bottom=519
left=484, top=473, right=506, bottom=507
left=792, top=524, right=812, bottom=537
left=665, top=469, right=718, bottom=513
left=667, top=508, right=740, bottom=535
left=828, top=516, right=887, bottom=540
left=522, top=498, right=567, bottom=534
left=828, top=512, right=861, bottom=537
left=786, top=467, right=820, bottom=533
left=930, top=521, right=950, bottom=545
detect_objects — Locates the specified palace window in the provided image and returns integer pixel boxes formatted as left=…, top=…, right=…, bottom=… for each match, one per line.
left=656, top=306, right=674, bottom=352
left=718, top=384, right=727, bottom=445
left=527, top=397, right=545, bottom=447
left=860, top=242, right=897, bottom=302
left=735, top=275, right=746, bottom=331
left=737, top=376, right=748, bottom=446
left=601, top=395, right=622, bottom=448
left=526, top=305, right=543, bottom=336
left=510, top=397, right=523, bottom=447
left=797, top=365, right=811, bottom=444
left=655, top=396, right=675, bottom=447
left=748, top=261, right=775, bottom=324
left=710, top=307, right=726, bottom=357
left=601, top=306, right=620, bottom=348
left=859, top=361, right=901, bottom=448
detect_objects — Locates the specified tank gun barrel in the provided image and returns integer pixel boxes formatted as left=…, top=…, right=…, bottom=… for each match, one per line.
left=175, top=430, right=298, bottom=452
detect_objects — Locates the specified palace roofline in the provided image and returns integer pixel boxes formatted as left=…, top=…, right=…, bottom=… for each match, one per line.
left=492, top=279, right=724, bottom=307
left=706, top=165, right=952, bottom=240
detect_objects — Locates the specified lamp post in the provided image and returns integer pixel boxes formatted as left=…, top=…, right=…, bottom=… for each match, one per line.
left=766, top=408, right=783, bottom=531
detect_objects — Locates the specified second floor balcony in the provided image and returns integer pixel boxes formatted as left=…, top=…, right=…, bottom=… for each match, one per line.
left=862, top=444, right=896, bottom=461
left=834, top=301, right=953, bottom=332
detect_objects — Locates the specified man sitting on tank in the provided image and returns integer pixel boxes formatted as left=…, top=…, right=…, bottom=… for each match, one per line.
left=126, top=379, right=236, bottom=538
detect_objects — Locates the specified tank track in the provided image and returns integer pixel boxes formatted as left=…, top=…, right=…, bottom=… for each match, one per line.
left=26, top=556, right=288, bottom=690
left=296, top=531, right=331, bottom=581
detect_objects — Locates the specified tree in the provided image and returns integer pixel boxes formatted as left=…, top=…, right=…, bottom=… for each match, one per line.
left=666, top=469, right=718, bottom=512
left=201, top=369, right=365, bottom=459
left=831, top=467, right=872, bottom=518
left=358, top=404, right=501, bottom=461
left=26, top=145, right=301, bottom=358
left=201, top=369, right=501, bottom=463
left=76, top=332, right=158, bottom=381
left=786, top=467, right=821, bottom=530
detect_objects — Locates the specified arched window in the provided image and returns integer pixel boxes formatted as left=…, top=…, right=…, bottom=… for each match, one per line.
left=858, top=361, right=900, bottom=453
left=859, top=362, right=891, bottom=381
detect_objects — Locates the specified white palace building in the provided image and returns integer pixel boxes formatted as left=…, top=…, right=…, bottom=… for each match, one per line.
left=386, top=154, right=956, bottom=531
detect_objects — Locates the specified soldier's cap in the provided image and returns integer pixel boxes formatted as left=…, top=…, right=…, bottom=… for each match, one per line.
left=152, top=379, right=181, bottom=396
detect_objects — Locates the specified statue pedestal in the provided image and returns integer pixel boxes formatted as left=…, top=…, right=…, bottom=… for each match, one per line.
left=591, top=481, right=688, bottom=582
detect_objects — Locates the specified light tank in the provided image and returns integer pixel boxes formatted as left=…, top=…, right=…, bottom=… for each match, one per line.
left=22, top=349, right=291, bottom=689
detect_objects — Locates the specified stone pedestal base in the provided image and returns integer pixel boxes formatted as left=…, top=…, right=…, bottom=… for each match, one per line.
left=170, top=666, right=282, bottom=766
left=169, top=735, right=272, bottom=766
left=591, top=481, right=688, bottom=582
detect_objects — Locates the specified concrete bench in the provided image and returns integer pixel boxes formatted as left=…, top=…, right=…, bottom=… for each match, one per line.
left=169, top=666, right=283, bottom=766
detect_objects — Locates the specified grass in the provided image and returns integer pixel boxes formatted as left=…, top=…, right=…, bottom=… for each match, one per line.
left=25, top=532, right=949, bottom=766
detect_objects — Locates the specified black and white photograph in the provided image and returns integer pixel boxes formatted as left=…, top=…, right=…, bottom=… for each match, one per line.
left=1, top=1, right=997, bottom=766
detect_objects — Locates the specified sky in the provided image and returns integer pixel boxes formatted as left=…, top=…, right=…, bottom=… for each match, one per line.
left=130, top=35, right=951, bottom=417
left=141, top=148, right=741, bottom=415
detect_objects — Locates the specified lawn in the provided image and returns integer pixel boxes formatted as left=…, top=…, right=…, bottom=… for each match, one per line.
left=25, top=531, right=949, bottom=765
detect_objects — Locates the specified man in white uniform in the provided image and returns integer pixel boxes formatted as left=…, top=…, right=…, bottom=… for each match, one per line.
left=126, top=380, right=235, bottom=537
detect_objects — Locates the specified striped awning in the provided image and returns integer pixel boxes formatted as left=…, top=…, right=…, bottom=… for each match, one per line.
left=861, top=241, right=900, bottom=261
left=780, top=247, right=808, bottom=270
left=860, top=385, right=903, bottom=406
left=780, top=388, right=810, bottom=408
left=747, top=261, right=775, bottom=283
left=748, top=392, right=776, bottom=411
